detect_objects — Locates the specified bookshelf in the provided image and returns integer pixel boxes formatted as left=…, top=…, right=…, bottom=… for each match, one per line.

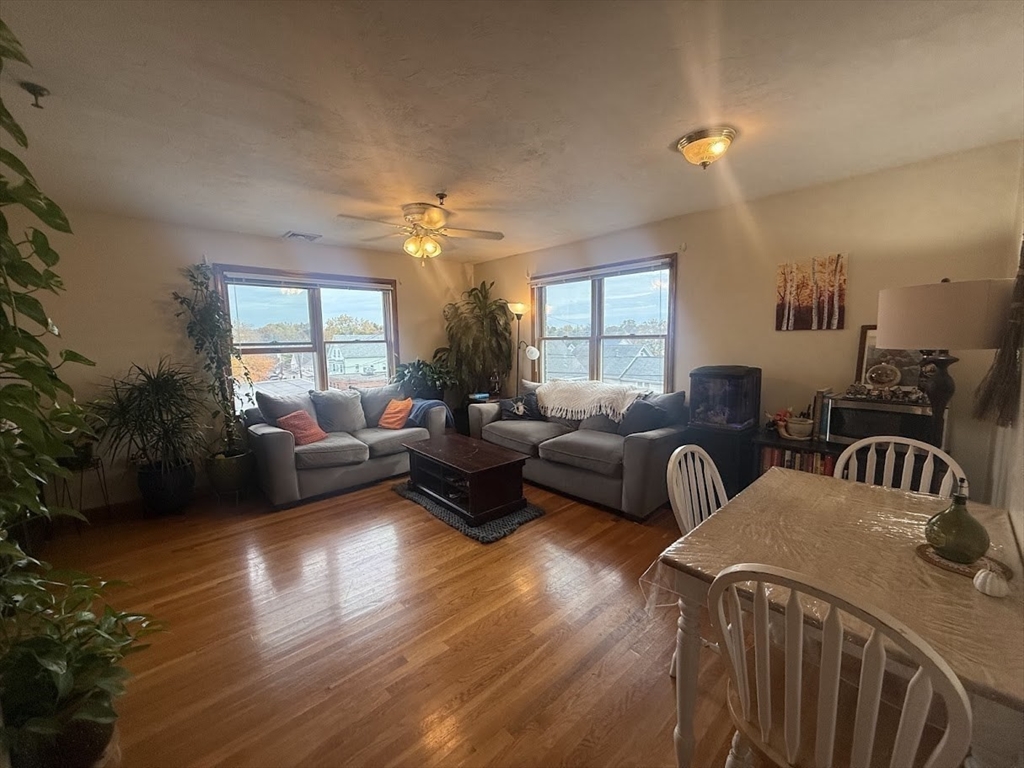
left=753, top=429, right=846, bottom=478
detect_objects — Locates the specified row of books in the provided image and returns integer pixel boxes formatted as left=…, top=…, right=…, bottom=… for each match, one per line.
left=760, top=446, right=836, bottom=476
left=810, top=387, right=835, bottom=441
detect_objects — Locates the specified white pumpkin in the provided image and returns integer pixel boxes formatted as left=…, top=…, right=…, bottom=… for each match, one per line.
left=973, top=567, right=1010, bottom=598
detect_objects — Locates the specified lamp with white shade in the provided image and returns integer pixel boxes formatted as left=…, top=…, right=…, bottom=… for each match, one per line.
left=507, top=302, right=540, bottom=395
left=876, top=278, right=1014, bottom=445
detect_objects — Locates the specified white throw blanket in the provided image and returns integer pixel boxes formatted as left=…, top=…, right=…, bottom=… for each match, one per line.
left=536, top=380, right=647, bottom=422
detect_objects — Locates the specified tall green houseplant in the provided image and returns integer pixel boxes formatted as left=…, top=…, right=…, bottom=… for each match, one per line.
left=434, top=281, right=513, bottom=395
left=0, top=18, right=158, bottom=765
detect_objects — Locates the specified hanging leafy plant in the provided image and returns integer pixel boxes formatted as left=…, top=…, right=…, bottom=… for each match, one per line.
left=0, top=18, right=160, bottom=764
left=433, top=281, right=513, bottom=395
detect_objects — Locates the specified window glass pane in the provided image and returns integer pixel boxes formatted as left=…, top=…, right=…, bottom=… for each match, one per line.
left=600, top=339, right=665, bottom=393
left=227, top=285, right=312, bottom=344
left=326, top=342, right=390, bottom=390
left=602, top=270, right=670, bottom=335
left=321, top=288, right=386, bottom=341
left=540, top=339, right=590, bottom=382
left=234, top=352, right=318, bottom=407
left=542, top=281, right=591, bottom=337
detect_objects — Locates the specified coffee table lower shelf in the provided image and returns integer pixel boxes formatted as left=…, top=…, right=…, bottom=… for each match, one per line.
left=405, top=436, right=528, bottom=527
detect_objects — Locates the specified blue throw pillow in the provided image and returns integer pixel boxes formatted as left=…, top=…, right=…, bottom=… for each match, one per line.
left=500, top=392, right=543, bottom=420
left=618, top=399, right=670, bottom=436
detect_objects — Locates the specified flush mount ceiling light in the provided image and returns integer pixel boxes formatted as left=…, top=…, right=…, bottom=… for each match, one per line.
left=677, top=127, right=736, bottom=169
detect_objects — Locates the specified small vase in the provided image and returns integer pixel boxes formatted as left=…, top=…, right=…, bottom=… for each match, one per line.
left=925, top=481, right=990, bottom=565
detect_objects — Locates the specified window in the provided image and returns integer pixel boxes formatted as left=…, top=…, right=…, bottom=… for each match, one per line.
left=215, top=265, right=398, bottom=405
left=533, top=256, right=674, bottom=393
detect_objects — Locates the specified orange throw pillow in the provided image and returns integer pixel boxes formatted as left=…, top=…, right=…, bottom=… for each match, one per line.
left=378, top=398, right=413, bottom=430
left=276, top=410, right=328, bottom=445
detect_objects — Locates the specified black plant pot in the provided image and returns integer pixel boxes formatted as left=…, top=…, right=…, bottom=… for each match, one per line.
left=136, top=462, right=196, bottom=515
left=205, top=451, right=255, bottom=498
left=10, top=720, right=115, bottom=768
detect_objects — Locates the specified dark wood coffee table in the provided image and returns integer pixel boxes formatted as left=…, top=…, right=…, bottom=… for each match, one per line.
left=403, top=434, right=528, bottom=527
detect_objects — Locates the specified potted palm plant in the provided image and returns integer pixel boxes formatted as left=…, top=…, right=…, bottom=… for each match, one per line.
left=1, top=17, right=159, bottom=767
left=92, top=361, right=207, bottom=515
left=173, top=263, right=255, bottom=496
left=433, top=281, right=513, bottom=396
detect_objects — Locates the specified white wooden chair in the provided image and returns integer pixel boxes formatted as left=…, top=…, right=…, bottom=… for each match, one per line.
left=667, top=444, right=729, bottom=534
left=666, top=445, right=729, bottom=676
left=833, top=436, right=967, bottom=498
left=709, top=563, right=973, bottom=768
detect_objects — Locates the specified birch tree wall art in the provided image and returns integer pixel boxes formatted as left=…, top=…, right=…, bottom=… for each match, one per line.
left=775, top=253, right=847, bottom=331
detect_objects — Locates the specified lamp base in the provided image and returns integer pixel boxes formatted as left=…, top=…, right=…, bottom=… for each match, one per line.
left=920, top=351, right=958, bottom=448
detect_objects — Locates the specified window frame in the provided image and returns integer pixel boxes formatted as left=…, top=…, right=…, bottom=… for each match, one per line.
left=213, top=264, right=399, bottom=392
left=531, top=254, right=676, bottom=392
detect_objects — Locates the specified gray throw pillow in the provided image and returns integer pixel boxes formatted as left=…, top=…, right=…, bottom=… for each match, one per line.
left=618, top=399, right=670, bottom=436
left=255, top=390, right=317, bottom=427
left=352, top=381, right=403, bottom=427
left=522, top=379, right=542, bottom=394
left=309, top=389, right=366, bottom=433
left=645, top=390, right=688, bottom=425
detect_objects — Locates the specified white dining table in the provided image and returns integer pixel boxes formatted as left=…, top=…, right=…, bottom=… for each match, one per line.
left=644, top=467, right=1024, bottom=768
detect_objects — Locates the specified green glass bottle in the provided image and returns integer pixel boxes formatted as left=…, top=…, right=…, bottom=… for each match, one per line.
left=925, top=479, right=990, bottom=564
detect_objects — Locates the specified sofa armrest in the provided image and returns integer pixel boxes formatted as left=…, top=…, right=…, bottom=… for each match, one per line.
left=469, top=403, right=501, bottom=439
left=425, top=405, right=447, bottom=439
left=248, top=423, right=300, bottom=507
left=621, top=425, right=689, bottom=520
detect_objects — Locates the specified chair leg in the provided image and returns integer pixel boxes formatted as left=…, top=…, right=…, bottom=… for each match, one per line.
left=725, top=731, right=754, bottom=768
left=669, top=647, right=677, bottom=678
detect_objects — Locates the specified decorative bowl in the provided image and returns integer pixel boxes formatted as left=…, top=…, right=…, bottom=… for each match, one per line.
left=786, top=417, right=814, bottom=438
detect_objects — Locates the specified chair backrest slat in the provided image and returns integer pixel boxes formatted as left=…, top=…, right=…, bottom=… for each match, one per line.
left=815, top=604, right=844, bottom=767
left=753, top=581, right=772, bottom=742
left=834, top=437, right=967, bottom=498
left=667, top=445, right=728, bottom=534
left=709, top=564, right=972, bottom=768
left=850, top=628, right=887, bottom=768
left=890, top=668, right=933, bottom=768
left=784, top=588, right=803, bottom=764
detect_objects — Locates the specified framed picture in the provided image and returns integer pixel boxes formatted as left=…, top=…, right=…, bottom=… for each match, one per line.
left=856, top=324, right=923, bottom=389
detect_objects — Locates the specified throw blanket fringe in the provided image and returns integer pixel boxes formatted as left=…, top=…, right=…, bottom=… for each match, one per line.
left=536, top=380, right=646, bottom=423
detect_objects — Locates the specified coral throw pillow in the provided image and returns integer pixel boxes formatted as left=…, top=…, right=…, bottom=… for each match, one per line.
left=276, top=410, right=328, bottom=445
left=378, top=398, right=413, bottom=430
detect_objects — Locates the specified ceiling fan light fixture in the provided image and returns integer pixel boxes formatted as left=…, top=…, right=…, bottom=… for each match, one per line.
left=420, top=235, right=441, bottom=258
left=403, top=235, right=423, bottom=257
left=677, top=126, right=736, bottom=169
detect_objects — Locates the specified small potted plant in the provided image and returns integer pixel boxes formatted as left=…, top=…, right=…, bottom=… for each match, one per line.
left=91, top=360, right=207, bottom=515
left=391, top=358, right=457, bottom=400
left=173, top=263, right=255, bottom=497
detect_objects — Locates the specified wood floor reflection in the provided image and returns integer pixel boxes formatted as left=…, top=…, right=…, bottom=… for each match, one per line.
left=44, top=481, right=736, bottom=767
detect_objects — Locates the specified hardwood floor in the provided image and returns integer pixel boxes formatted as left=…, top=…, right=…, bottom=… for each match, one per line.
left=43, top=480, right=738, bottom=768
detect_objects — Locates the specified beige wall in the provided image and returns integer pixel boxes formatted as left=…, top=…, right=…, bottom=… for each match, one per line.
left=22, top=208, right=472, bottom=504
left=475, top=141, right=1024, bottom=503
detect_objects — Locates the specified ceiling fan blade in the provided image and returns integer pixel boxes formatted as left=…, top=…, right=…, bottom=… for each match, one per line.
left=361, top=232, right=406, bottom=242
left=336, top=212, right=405, bottom=228
left=441, top=227, right=504, bottom=241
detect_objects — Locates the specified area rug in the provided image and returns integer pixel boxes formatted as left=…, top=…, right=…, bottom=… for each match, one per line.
left=392, top=482, right=544, bottom=543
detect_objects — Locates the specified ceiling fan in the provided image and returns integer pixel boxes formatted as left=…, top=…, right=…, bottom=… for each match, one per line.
left=336, top=193, right=504, bottom=264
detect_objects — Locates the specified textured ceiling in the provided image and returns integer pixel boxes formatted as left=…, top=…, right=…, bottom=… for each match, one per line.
left=2, top=0, right=1022, bottom=263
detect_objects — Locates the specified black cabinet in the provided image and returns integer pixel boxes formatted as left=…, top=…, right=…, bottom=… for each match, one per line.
left=681, top=424, right=757, bottom=499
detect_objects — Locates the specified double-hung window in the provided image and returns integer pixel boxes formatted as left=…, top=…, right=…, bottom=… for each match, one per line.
left=532, top=255, right=675, bottom=393
left=215, top=265, right=398, bottom=404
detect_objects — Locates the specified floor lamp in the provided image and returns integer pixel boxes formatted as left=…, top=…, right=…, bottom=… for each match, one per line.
left=508, top=302, right=540, bottom=396
left=876, top=278, right=1013, bottom=447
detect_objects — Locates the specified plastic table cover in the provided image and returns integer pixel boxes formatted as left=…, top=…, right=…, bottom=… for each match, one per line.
left=640, top=467, right=1024, bottom=709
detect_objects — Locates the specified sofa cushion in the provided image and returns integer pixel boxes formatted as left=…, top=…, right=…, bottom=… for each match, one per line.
left=618, top=399, right=670, bottom=436
left=580, top=414, right=619, bottom=433
left=538, top=430, right=625, bottom=476
left=255, top=390, right=317, bottom=427
left=645, top=390, right=688, bottom=425
left=481, top=420, right=571, bottom=457
left=309, top=389, right=366, bottom=433
left=352, top=382, right=404, bottom=427
left=353, top=426, right=429, bottom=458
left=294, top=432, right=369, bottom=469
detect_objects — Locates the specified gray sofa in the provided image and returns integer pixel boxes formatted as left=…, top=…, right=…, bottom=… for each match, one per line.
left=469, top=387, right=688, bottom=520
left=244, top=384, right=446, bottom=507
